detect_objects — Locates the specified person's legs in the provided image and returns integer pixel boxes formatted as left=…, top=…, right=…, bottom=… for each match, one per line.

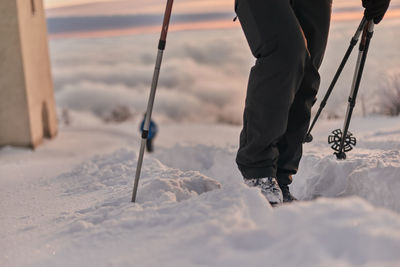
left=146, top=139, right=154, bottom=152
left=276, top=0, right=332, bottom=186
left=235, top=0, right=309, bottom=179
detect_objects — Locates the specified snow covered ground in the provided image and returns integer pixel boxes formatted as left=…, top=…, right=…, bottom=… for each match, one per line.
left=2, top=6, right=400, bottom=265
left=1, top=114, right=400, bottom=266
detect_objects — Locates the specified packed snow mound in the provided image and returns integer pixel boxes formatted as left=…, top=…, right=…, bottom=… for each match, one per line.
left=139, top=174, right=221, bottom=204
left=295, top=145, right=400, bottom=213
left=154, top=142, right=400, bottom=213
left=53, top=148, right=221, bottom=204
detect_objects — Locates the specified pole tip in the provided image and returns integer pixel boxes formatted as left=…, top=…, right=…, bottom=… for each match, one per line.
left=335, top=151, right=347, bottom=160
left=304, top=133, right=313, bottom=143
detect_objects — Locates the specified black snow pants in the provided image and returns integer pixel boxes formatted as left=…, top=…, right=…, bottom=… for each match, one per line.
left=235, top=0, right=332, bottom=185
left=146, top=138, right=154, bottom=153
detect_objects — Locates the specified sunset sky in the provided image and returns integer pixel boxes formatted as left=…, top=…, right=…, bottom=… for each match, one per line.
left=45, top=0, right=235, bottom=16
left=47, top=0, right=400, bottom=125
left=44, top=0, right=399, bottom=15
left=43, top=0, right=400, bottom=38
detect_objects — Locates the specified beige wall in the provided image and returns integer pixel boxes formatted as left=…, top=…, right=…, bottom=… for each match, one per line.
left=0, top=0, right=32, bottom=146
left=17, top=0, right=58, bottom=147
left=0, top=0, right=57, bottom=148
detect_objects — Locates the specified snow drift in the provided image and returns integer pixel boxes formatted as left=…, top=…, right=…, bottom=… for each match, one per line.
left=2, top=117, right=400, bottom=266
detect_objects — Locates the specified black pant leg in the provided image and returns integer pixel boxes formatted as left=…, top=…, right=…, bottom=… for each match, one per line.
left=146, top=139, right=154, bottom=153
left=235, top=0, right=309, bottom=179
left=276, top=0, right=332, bottom=185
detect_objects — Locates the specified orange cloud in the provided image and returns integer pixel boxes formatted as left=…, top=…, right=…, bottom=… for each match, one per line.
left=48, top=8, right=400, bottom=40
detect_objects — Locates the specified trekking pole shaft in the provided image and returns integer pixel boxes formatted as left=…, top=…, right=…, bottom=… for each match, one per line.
left=132, top=138, right=147, bottom=202
left=320, top=17, right=366, bottom=108
left=305, top=17, right=367, bottom=140
left=306, top=42, right=355, bottom=136
left=338, top=21, right=374, bottom=155
left=132, top=0, right=174, bottom=203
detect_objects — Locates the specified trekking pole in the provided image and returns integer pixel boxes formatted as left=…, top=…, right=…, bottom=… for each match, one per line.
left=330, top=20, right=375, bottom=160
left=132, top=0, right=174, bottom=202
left=304, top=17, right=367, bottom=143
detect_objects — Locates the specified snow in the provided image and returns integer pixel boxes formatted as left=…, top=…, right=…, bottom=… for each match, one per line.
left=2, top=11, right=400, bottom=266
left=1, top=115, right=400, bottom=266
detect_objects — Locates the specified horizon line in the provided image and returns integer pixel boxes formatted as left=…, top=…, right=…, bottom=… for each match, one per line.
left=48, top=9, right=400, bottom=40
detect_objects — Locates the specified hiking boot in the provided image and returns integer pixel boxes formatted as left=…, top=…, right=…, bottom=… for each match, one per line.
left=280, top=184, right=297, bottom=202
left=244, top=177, right=283, bottom=205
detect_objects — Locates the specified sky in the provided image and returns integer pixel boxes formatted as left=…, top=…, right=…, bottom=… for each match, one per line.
left=45, top=0, right=235, bottom=15
left=44, top=0, right=400, bottom=39
left=44, top=0, right=400, bottom=16
left=46, top=0, right=400, bottom=124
